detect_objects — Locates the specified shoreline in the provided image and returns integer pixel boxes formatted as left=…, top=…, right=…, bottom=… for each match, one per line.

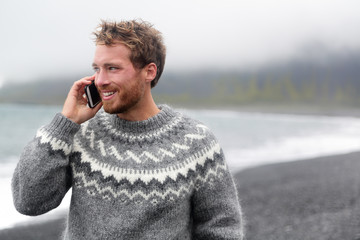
left=202, top=105, right=360, bottom=119
left=165, top=102, right=360, bottom=118
left=3, top=102, right=360, bottom=118
left=2, top=151, right=360, bottom=239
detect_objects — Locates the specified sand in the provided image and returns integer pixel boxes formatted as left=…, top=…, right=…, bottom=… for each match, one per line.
left=235, top=151, right=360, bottom=240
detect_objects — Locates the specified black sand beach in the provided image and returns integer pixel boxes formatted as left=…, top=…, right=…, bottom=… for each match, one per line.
left=236, top=151, right=360, bottom=240
left=1, top=152, right=360, bottom=240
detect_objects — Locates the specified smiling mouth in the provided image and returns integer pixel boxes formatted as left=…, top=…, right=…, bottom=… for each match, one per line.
left=103, top=91, right=115, bottom=97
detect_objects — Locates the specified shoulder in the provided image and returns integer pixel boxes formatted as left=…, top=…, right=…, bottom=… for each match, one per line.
left=169, top=107, right=220, bottom=151
left=175, top=109, right=217, bottom=140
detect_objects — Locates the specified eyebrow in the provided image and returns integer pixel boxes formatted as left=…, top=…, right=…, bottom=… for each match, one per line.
left=92, top=63, right=122, bottom=68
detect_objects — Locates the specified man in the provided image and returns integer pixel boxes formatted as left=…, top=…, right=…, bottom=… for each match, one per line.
left=12, top=19, right=244, bottom=239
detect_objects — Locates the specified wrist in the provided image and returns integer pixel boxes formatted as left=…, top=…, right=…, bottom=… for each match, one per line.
left=61, top=110, right=80, bottom=124
left=45, top=113, right=81, bottom=137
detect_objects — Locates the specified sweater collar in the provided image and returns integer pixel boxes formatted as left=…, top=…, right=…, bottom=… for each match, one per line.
left=109, top=105, right=178, bottom=134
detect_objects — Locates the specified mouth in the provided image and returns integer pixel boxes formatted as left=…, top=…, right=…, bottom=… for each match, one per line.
left=101, top=91, right=116, bottom=100
left=103, top=91, right=115, bottom=97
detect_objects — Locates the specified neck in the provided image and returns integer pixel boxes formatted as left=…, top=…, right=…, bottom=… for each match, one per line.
left=116, top=94, right=160, bottom=122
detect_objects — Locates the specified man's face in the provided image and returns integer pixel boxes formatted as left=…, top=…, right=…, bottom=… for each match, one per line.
left=92, top=44, right=146, bottom=115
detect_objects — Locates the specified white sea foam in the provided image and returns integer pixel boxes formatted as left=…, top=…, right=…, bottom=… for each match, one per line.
left=225, top=132, right=360, bottom=172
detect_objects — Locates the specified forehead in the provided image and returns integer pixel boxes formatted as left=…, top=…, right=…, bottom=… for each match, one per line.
left=93, top=43, right=131, bottom=64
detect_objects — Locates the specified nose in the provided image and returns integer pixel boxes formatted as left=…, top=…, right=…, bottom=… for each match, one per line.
left=95, top=69, right=110, bottom=87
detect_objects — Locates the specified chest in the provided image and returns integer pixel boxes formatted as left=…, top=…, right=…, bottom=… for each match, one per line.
left=70, top=138, right=197, bottom=205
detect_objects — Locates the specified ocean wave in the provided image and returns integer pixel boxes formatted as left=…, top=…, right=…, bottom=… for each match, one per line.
left=225, top=132, right=360, bottom=172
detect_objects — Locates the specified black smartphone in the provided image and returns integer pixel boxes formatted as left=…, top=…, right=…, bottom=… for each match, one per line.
left=85, top=81, right=101, bottom=108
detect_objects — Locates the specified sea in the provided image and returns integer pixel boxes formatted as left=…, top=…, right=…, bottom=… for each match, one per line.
left=1, top=103, right=360, bottom=229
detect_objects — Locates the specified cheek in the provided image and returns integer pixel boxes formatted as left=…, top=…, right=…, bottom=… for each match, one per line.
left=129, top=79, right=145, bottom=98
left=118, top=81, right=138, bottom=100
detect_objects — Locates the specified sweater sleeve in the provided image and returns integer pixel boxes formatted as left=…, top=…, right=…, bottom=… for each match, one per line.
left=191, top=145, right=244, bottom=240
left=12, top=113, right=80, bottom=216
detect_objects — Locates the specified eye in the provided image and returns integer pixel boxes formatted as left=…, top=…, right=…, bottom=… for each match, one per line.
left=109, top=67, right=118, bottom=71
left=93, top=67, right=100, bottom=72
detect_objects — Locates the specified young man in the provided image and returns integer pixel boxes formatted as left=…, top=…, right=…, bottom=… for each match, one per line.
left=12, top=20, right=244, bottom=239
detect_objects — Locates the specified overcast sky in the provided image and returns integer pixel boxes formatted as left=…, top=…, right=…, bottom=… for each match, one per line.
left=0, top=0, right=360, bottom=86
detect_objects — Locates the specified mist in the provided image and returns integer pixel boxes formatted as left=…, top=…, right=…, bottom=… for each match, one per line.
left=1, top=0, right=360, bottom=85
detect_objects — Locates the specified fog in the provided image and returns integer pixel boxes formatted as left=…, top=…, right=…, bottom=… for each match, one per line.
left=1, top=0, right=360, bottom=85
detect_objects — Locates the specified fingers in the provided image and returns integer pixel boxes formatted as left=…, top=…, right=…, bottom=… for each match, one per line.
left=62, top=75, right=99, bottom=124
left=75, top=101, right=103, bottom=125
left=91, top=101, right=103, bottom=113
left=72, top=76, right=95, bottom=94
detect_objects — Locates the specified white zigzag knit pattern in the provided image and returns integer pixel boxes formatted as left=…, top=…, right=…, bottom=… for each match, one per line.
left=68, top=106, right=228, bottom=204
left=72, top=139, right=224, bottom=184
left=71, top=162, right=226, bottom=203
left=35, top=105, right=229, bottom=205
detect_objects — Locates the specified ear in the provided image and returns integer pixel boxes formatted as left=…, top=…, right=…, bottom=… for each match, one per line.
left=144, top=63, right=157, bottom=83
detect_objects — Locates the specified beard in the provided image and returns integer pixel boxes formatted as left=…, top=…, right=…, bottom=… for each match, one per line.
left=102, top=79, right=145, bottom=115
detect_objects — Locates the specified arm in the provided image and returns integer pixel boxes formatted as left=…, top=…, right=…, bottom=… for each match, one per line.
left=12, top=114, right=80, bottom=215
left=12, top=76, right=102, bottom=216
left=191, top=149, right=244, bottom=240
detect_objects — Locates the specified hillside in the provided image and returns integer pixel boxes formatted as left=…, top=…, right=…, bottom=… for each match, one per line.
left=1, top=51, right=360, bottom=111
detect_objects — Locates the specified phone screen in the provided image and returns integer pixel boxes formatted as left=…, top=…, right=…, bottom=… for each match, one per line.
left=85, top=81, right=101, bottom=108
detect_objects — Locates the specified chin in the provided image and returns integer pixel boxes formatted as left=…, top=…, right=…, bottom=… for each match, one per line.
left=103, top=103, right=129, bottom=115
left=103, top=106, right=121, bottom=115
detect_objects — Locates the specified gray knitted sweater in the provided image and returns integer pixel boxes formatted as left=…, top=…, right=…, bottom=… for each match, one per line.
left=12, top=105, right=243, bottom=239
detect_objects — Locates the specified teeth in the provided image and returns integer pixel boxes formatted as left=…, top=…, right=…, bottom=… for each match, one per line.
left=103, top=92, right=114, bottom=97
